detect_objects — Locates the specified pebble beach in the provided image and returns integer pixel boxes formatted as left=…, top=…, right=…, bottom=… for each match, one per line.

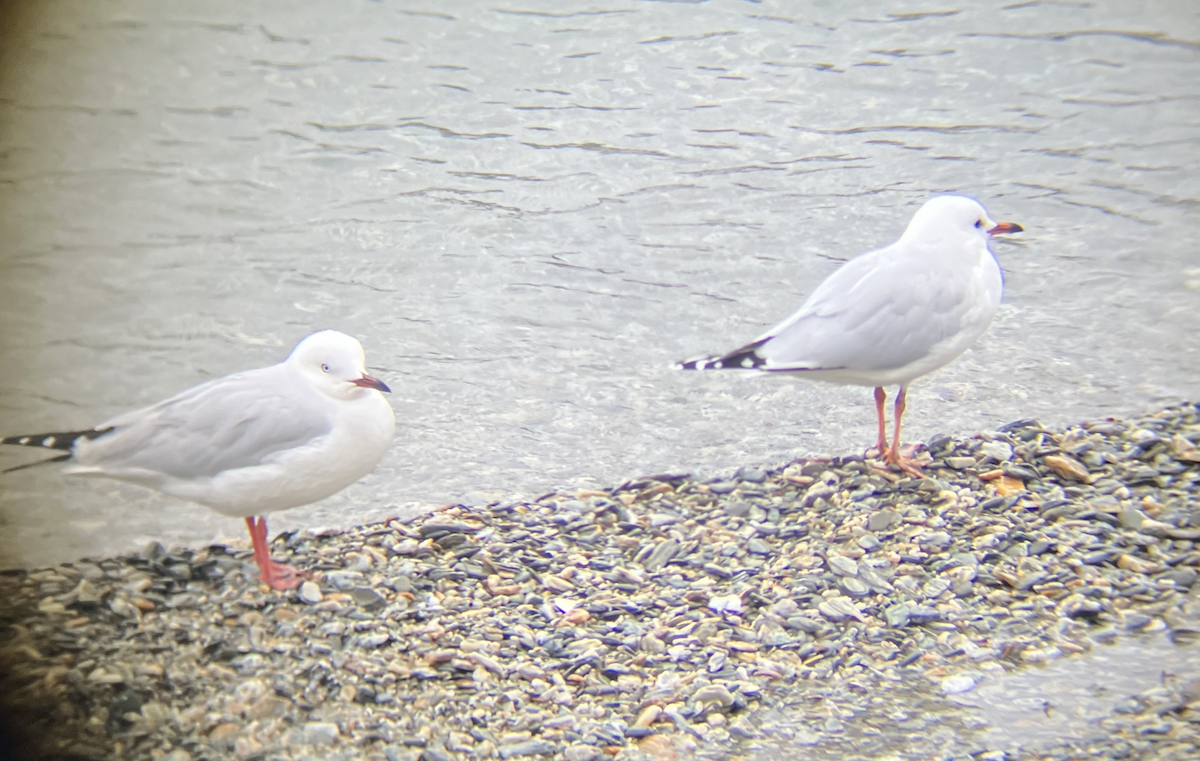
left=2, top=404, right=1199, bottom=761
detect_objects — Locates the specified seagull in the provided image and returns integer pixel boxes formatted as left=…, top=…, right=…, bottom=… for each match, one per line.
left=2, top=330, right=396, bottom=589
left=677, top=195, right=1023, bottom=477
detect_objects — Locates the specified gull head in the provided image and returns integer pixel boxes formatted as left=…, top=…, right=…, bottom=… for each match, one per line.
left=902, top=195, right=1024, bottom=243
left=288, top=330, right=391, bottom=398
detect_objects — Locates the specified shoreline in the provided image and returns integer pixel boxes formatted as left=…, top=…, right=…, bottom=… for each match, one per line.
left=1, top=403, right=1198, bottom=761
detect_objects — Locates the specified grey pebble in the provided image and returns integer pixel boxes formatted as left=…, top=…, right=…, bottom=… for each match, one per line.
left=868, top=510, right=902, bottom=532
left=303, top=721, right=340, bottom=746
left=498, top=740, right=558, bottom=759
left=856, top=534, right=881, bottom=551
left=563, top=747, right=600, bottom=761
left=828, top=555, right=858, bottom=576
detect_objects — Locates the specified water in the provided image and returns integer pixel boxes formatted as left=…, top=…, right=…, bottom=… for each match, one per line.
left=0, top=0, right=1198, bottom=567
left=746, top=633, right=1200, bottom=759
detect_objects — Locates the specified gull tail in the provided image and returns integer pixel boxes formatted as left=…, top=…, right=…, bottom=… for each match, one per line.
left=675, top=339, right=769, bottom=371
left=1, top=428, right=112, bottom=473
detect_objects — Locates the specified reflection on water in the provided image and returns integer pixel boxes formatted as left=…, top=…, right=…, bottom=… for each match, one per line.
left=0, top=0, right=1198, bottom=565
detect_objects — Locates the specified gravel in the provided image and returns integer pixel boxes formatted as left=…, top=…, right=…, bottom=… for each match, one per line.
left=2, top=403, right=1199, bottom=761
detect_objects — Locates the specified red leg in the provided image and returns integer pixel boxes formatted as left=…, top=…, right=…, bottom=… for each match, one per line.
left=886, top=387, right=924, bottom=478
left=873, top=387, right=889, bottom=455
left=243, top=516, right=306, bottom=590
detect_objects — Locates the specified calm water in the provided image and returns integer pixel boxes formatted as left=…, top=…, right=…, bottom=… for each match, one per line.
left=747, top=633, right=1200, bottom=759
left=1, top=0, right=1198, bottom=566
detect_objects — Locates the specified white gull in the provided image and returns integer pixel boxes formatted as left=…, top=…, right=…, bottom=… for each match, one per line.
left=678, top=195, right=1023, bottom=476
left=2, top=330, right=396, bottom=589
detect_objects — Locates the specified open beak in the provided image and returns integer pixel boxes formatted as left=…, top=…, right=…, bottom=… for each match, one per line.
left=988, top=221, right=1024, bottom=236
left=351, top=373, right=391, bottom=393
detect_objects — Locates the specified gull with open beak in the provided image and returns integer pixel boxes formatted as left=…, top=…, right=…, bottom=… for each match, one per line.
left=678, top=195, right=1024, bottom=477
left=1, top=330, right=396, bottom=589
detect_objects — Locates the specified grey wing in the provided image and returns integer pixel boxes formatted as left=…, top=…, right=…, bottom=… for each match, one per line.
left=82, top=366, right=333, bottom=479
left=756, top=246, right=974, bottom=372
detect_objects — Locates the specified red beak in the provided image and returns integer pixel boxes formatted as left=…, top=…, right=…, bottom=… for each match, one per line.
left=351, top=373, right=391, bottom=393
left=988, top=221, right=1024, bottom=236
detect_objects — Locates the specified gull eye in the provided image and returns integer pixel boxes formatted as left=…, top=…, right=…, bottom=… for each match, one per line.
left=320, top=363, right=330, bottom=373
left=974, top=219, right=983, bottom=229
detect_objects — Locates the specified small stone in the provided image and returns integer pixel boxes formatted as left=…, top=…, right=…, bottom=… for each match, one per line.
left=708, top=594, right=742, bottom=614
left=639, top=735, right=683, bottom=760
left=946, top=456, right=977, bottom=470
left=747, top=538, right=771, bottom=555
left=298, top=581, right=323, bottom=604
left=917, top=531, right=953, bottom=549
left=1004, top=464, right=1039, bottom=480
left=1119, top=508, right=1146, bottom=529
left=1117, top=554, right=1156, bottom=574
left=564, top=746, right=600, bottom=761
left=325, top=571, right=365, bottom=590
left=209, top=722, right=240, bottom=748
left=419, top=747, right=454, bottom=761
left=693, top=684, right=735, bottom=707
left=640, top=633, right=666, bottom=654
left=498, top=740, right=557, bottom=759
left=818, top=597, right=864, bottom=622
left=140, top=540, right=168, bottom=562
left=856, top=534, right=881, bottom=551
left=722, top=499, right=751, bottom=517
left=785, top=616, right=822, bottom=633
left=247, top=695, right=289, bottom=720
left=351, top=586, right=387, bottom=609
left=1163, top=567, right=1198, bottom=588
left=828, top=555, right=858, bottom=576
left=838, top=577, right=870, bottom=597
left=633, top=705, right=662, bottom=728
left=886, top=603, right=913, bottom=628
left=991, top=476, right=1025, bottom=496
left=858, top=564, right=893, bottom=592
left=736, top=467, right=766, bottom=483
left=303, top=721, right=340, bottom=746
left=981, top=442, right=1013, bottom=462
left=868, top=510, right=901, bottom=532
left=942, top=674, right=978, bottom=694
left=1044, top=454, right=1092, bottom=483
left=644, top=539, right=680, bottom=572
left=390, top=539, right=420, bottom=555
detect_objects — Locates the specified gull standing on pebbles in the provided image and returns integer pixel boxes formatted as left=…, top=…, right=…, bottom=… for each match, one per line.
left=677, top=195, right=1023, bottom=476
left=2, top=330, right=396, bottom=590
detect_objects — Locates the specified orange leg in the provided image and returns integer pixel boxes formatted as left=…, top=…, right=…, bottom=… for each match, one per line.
left=244, top=516, right=306, bottom=590
left=885, top=387, right=924, bottom=478
left=873, top=387, right=889, bottom=455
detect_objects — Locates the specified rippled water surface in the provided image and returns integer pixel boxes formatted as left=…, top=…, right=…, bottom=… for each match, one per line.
left=1, top=0, right=1198, bottom=566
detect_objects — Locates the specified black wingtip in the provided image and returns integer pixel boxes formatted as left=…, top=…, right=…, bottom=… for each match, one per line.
left=1, top=427, right=113, bottom=452
left=676, top=356, right=725, bottom=371
left=678, top=338, right=770, bottom=372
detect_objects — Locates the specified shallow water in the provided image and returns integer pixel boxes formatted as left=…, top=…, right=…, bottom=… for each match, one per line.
left=0, top=0, right=1198, bottom=566
left=746, top=632, right=1200, bottom=760
left=961, top=632, right=1200, bottom=751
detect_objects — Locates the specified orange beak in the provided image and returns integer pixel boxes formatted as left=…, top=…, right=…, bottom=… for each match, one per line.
left=351, top=373, right=391, bottom=393
left=988, top=221, right=1024, bottom=236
